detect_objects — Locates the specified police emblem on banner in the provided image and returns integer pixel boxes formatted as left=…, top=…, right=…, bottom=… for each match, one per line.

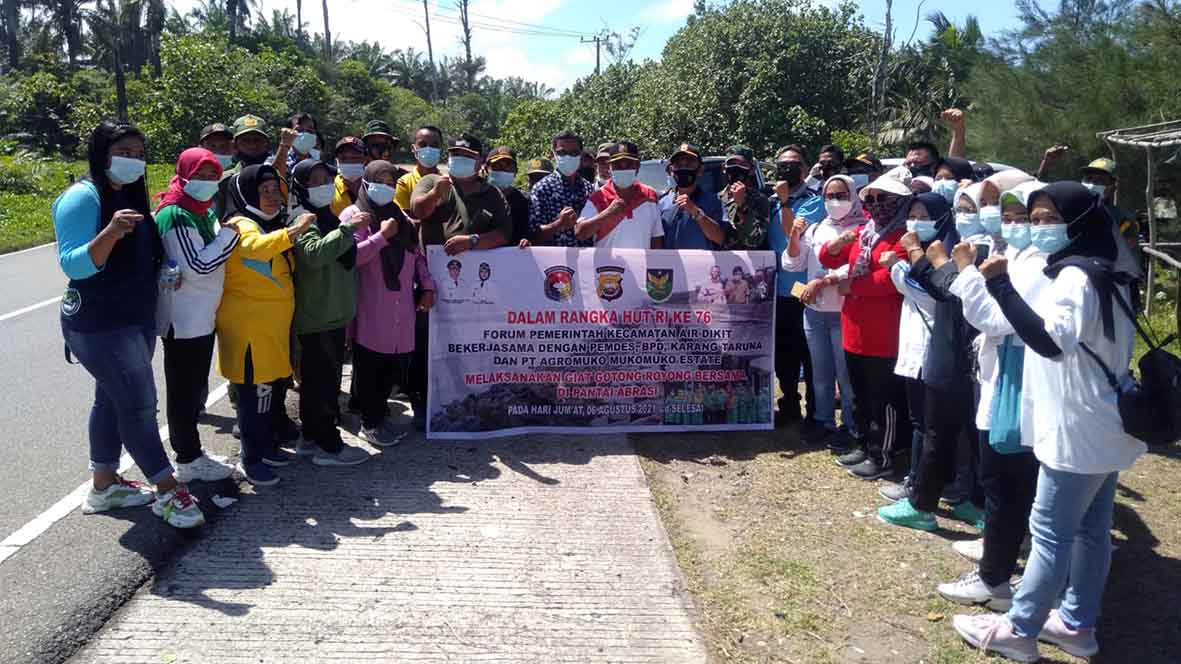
left=596, top=266, right=625, bottom=301
left=646, top=268, right=673, bottom=302
left=544, top=266, right=576, bottom=302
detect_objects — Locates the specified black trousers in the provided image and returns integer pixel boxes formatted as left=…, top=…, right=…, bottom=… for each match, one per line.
left=408, top=310, right=430, bottom=409
left=162, top=331, right=214, bottom=464
left=844, top=352, right=898, bottom=468
left=911, top=377, right=980, bottom=513
left=774, top=296, right=814, bottom=420
left=236, top=348, right=287, bottom=466
left=978, top=432, right=1039, bottom=586
left=353, top=343, right=411, bottom=429
left=298, top=328, right=346, bottom=453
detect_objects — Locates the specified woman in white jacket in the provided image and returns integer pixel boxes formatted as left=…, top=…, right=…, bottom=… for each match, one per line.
left=782, top=174, right=860, bottom=447
left=154, top=147, right=240, bottom=482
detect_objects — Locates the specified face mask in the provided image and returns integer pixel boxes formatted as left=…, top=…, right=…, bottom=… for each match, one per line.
left=448, top=156, right=477, bottom=179
left=338, top=162, right=364, bottom=181
left=555, top=155, right=580, bottom=177
left=106, top=156, right=146, bottom=184
left=979, top=206, right=1003, bottom=234
left=955, top=211, right=983, bottom=237
left=820, top=164, right=840, bottom=179
left=246, top=204, right=279, bottom=221
left=867, top=196, right=902, bottom=224
left=1002, top=223, right=1032, bottom=250
left=1082, top=181, right=1107, bottom=198
left=907, top=218, right=938, bottom=242
left=238, top=152, right=268, bottom=167
left=415, top=146, right=441, bottom=168
left=309, top=149, right=321, bottom=162
left=850, top=173, right=870, bottom=190
left=579, top=166, right=596, bottom=182
left=292, top=132, right=316, bottom=155
left=776, top=162, right=802, bottom=186
left=215, top=153, right=235, bottom=170
left=933, top=179, right=958, bottom=203
left=488, top=170, right=515, bottom=189
left=306, top=183, right=335, bottom=208
left=182, top=178, right=219, bottom=202
left=824, top=199, right=853, bottom=220
left=364, top=180, right=396, bottom=207
left=673, top=169, right=698, bottom=188
left=611, top=169, right=638, bottom=189
left=1030, top=223, right=1070, bottom=254
left=909, top=163, right=934, bottom=178
left=725, top=168, right=748, bottom=185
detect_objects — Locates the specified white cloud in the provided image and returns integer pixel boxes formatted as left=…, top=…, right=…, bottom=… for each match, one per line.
left=638, top=0, right=695, bottom=24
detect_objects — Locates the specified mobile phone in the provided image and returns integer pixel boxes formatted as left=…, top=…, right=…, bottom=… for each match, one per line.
left=974, top=243, right=991, bottom=266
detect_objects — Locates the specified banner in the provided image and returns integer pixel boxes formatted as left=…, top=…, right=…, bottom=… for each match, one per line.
left=426, top=246, right=777, bottom=439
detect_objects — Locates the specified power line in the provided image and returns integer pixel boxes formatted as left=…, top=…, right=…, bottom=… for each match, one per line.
left=390, top=0, right=588, bottom=37
left=430, top=14, right=585, bottom=39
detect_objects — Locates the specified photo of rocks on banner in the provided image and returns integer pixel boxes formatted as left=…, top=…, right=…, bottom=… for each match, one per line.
left=425, top=246, right=778, bottom=439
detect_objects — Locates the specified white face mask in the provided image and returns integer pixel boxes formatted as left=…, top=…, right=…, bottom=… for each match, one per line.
left=824, top=199, right=853, bottom=220
left=306, top=183, right=335, bottom=209
left=338, top=162, right=364, bottom=181
left=106, top=156, right=146, bottom=185
left=1082, top=181, right=1107, bottom=198
left=364, top=180, right=396, bottom=207
left=182, top=178, right=219, bottom=202
left=246, top=204, right=279, bottom=221
left=611, top=169, right=638, bottom=189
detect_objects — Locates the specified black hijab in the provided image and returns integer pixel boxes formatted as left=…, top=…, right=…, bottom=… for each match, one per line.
left=911, top=191, right=958, bottom=248
left=1036, top=181, right=1127, bottom=341
left=355, top=160, right=417, bottom=291
left=227, top=164, right=286, bottom=232
left=939, top=157, right=975, bottom=182
left=291, top=159, right=355, bottom=269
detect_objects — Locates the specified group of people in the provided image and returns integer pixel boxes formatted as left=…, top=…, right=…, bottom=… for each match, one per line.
left=53, top=105, right=1148, bottom=661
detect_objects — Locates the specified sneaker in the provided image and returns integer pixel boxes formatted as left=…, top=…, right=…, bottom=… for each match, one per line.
left=953, top=613, right=1040, bottom=663
left=81, top=476, right=155, bottom=514
left=313, top=444, right=371, bottom=467
left=836, top=448, right=867, bottom=467
left=1038, top=609, right=1099, bottom=657
left=848, top=458, right=891, bottom=481
left=175, top=454, right=235, bottom=483
left=237, top=460, right=280, bottom=486
left=826, top=430, right=859, bottom=452
left=261, top=448, right=292, bottom=467
left=953, top=538, right=984, bottom=563
left=877, top=498, right=938, bottom=532
left=878, top=480, right=910, bottom=503
left=951, top=501, right=986, bottom=531
left=359, top=426, right=405, bottom=448
left=294, top=438, right=319, bottom=457
left=151, top=487, right=205, bottom=528
left=938, top=569, right=1014, bottom=611
left=274, top=418, right=301, bottom=444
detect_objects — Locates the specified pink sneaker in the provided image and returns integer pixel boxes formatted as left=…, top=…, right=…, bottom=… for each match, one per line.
left=1038, top=609, right=1099, bottom=657
left=953, top=613, right=1041, bottom=662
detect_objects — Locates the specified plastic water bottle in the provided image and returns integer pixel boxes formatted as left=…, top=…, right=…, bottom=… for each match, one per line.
left=160, top=259, right=181, bottom=292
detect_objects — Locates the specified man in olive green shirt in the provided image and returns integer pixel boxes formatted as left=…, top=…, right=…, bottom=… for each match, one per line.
left=410, top=133, right=512, bottom=253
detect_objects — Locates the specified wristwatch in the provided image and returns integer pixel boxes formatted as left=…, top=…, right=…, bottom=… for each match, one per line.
left=469, top=233, right=480, bottom=249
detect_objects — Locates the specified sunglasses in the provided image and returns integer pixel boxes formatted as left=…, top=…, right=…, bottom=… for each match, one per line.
left=863, top=194, right=894, bottom=204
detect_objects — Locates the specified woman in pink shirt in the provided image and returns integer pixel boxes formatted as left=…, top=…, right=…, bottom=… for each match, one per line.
left=340, top=160, right=435, bottom=445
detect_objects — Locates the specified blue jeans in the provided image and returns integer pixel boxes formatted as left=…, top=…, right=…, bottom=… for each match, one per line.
left=62, top=324, right=173, bottom=485
left=803, top=308, right=857, bottom=436
left=1007, top=466, right=1119, bottom=637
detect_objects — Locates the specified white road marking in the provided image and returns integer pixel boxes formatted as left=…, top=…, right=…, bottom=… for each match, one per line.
left=0, top=382, right=231, bottom=566
left=0, top=242, right=55, bottom=259
left=0, top=296, right=62, bottom=323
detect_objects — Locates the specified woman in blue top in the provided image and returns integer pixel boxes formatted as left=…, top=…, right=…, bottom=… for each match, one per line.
left=53, top=120, right=204, bottom=529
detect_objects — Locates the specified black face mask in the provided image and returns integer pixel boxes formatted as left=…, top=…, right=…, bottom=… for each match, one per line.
left=673, top=169, right=698, bottom=188
left=909, top=163, right=934, bottom=178
left=820, top=163, right=841, bottom=179
left=776, top=161, right=802, bottom=186
left=579, top=166, right=596, bottom=182
left=867, top=195, right=904, bottom=224
left=238, top=151, right=269, bottom=167
left=725, top=167, right=748, bottom=185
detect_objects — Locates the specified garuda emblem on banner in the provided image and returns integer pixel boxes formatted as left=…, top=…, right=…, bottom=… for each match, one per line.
left=646, top=269, right=673, bottom=302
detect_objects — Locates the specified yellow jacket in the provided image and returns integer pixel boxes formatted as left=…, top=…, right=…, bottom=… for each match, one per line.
left=330, top=174, right=356, bottom=217
left=216, top=216, right=295, bottom=385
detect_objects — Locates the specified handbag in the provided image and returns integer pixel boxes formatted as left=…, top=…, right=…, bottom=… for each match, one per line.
left=988, top=335, right=1026, bottom=454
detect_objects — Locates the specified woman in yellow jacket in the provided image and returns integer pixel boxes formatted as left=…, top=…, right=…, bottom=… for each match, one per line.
left=217, top=164, right=314, bottom=487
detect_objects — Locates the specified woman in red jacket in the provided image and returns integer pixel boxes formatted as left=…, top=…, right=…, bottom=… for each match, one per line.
left=819, top=175, right=911, bottom=480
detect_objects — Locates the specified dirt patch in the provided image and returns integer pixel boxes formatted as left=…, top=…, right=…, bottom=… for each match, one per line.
left=634, top=428, right=1181, bottom=663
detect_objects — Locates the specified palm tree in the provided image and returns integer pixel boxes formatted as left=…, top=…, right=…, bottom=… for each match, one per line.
left=86, top=0, right=127, bottom=119
left=3, top=0, right=20, bottom=69
left=346, top=40, right=396, bottom=79
left=49, top=0, right=91, bottom=67
left=320, top=0, right=329, bottom=59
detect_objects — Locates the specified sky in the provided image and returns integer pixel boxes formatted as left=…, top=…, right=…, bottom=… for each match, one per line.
left=169, top=0, right=1026, bottom=94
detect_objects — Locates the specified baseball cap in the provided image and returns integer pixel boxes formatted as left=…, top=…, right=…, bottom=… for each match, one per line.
left=232, top=115, right=268, bottom=139
left=448, top=134, right=483, bottom=157
left=488, top=146, right=517, bottom=166
left=725, top=145, right=754, bottom=169
left=527, top=157, right=554, bottom=175
left=363, top=120, right=396, bottom=141
left=608, top=141, right=641, bottom=163
left=845, top=152, right=883, bottom=171
left=200, top=123, right=232, bottom=142
left=1081, top=157, right=1116, bottom=177
left=596, top=142, right=614, bottom=160
left=335, top=136, right=364, bottom=156
left=670, top=142, right=702, bottom=162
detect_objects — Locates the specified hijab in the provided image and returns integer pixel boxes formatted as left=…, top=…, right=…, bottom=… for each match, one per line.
left=1035, top=182, right=1129, bottom=341
left=291, top=159, right=355, bottom=270
left=939, top=157, right=975, bottom=182
left=1000, top=180, right=1047, bottom=211
left=983, top=169, right=1035, bottom=204
left=955, top=182, right=984, bottom=214
left=822, top=175, right=864, bottom=227
left=355, top=160, right=417, bottom=291
left=226, top=164, right=286, bottom=231
left=156, top=147, right=222, bottom=218
left=910, top=191, right=958, bottom=248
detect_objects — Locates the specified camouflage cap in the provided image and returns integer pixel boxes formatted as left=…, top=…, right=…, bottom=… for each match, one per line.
left=1081, top=157, right=1117, bottom=177
left=200, top=122, right=233, bottom=142
left=232, top=114, right=268, bottom=139
left=725, top=145, right=755, bottom=169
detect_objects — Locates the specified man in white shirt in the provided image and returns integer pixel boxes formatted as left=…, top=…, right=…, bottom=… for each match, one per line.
left=575, top=141, right=664, bottom=250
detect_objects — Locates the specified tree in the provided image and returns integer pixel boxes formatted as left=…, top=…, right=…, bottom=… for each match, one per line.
left=86, top=0, right=128, bottom=120
left=3, top=0, right=20, bottom=69
left=320, top=0, right=330, bottom=59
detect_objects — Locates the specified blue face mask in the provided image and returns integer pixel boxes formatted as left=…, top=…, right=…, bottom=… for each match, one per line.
left=555, top=154, right=581, bottom=177
left=611, top=169, right=638, bottom=189
left=106, top=156, right=146, bottom=185
left=306, top=183, right=335, bottom=209
left=955, top=211, right=982, bottom=238
left=933, top=179, right=958, bottom=203
left=415, top=146, right=441, bottom=168
left=215, top=153, right=235, bottom=170
left=182, top=178, right=219, bottom=202
left=448, top=156, right=477, bottom=179
left=1002, top=223, right=1032, bottom=250
left=293, top=131, right=316, bottom=155
left=488, top=170, right=515, bottom=189
left=1030, top=223, right=1070, bottom=254
left=850, top=173, right=870, bottom=190
left=338, top=162, right=364, bottom=181
left=979, top=206, right=1003, bottom=234
left=364, top=180, right=396, bottom=207
left=907, top=218, right=938, bottom=242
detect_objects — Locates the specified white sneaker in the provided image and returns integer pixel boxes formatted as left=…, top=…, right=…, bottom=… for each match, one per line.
left=175, top=454, right=235, bottom=483
left=953, top=537, right=984, bottom=563
left=313, top=444, right=371, bottom=466
left=1038, top=609, right=1099, bottom=657
left=294, top=438, right=319, bottom=457
left=938, top=569, right=1014, bottom=611
left=359, top=426, right=406, bottom=448
left=953, top=613, right=1040, bottom=663
left=81, top=476, right=155, bottom=514
left=151, top=488, right=205, bottom=528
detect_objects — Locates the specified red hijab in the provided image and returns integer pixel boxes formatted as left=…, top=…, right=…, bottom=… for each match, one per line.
left=155, top=147, right=223, bottom=216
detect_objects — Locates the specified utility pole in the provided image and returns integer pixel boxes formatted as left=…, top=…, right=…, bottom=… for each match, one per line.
left=581, top=35, right=601, bottom=75
left=423, top=0, right=437, bottom=101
